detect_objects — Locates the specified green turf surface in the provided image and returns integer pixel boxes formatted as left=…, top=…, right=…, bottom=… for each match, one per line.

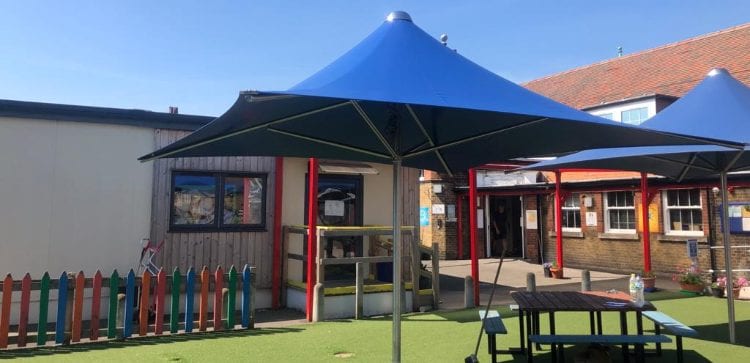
left=3, top=296, right=748, bottom=362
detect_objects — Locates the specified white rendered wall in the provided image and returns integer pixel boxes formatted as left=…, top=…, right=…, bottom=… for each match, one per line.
left=0, top=117, right=153, bottom=277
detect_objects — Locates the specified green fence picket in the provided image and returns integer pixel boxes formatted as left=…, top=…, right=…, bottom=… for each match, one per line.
left=107, top=270, right=119, bottom=339
left=170, top=268, right=181, bottom=334
left=227, top=266, right=237, bottom=329
left=36, top=272, right=50, bottom=346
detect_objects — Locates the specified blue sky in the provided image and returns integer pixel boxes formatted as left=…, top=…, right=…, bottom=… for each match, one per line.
left=1, top=1, right=749, bottom=116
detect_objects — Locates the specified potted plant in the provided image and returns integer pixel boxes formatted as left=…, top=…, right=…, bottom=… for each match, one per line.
left=542, top=262, right=552, bottom=278
left=726, top=276, right=749, bottom=299
left=549, top=262, right=563, bottom=279
left=640, top=270, right=656, bottom=292
left=672, top=265, right=705, bottom=294
left=710, top=277, right=726, bottom=298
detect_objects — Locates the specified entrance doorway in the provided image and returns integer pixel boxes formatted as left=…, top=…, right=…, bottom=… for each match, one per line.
left=488, top=196, right=522, bottom=257
left=304, top=174, right=364, bottom=281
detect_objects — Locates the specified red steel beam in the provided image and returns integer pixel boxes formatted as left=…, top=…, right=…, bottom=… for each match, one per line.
left=468, top=168, right=479, bottom=304
left=306, top=158, right=318, bottom=321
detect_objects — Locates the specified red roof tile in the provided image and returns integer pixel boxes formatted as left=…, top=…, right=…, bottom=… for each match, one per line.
left=524, top=23, right=750, bottom=109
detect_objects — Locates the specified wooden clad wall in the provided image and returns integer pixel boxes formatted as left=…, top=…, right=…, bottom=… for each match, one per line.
left=150, top=129, right=276, bottom=288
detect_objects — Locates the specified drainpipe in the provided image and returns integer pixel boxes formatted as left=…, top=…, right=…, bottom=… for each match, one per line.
left=554, top=171, right=564, bottom=269
left=640, top=173, right=652, bottom=273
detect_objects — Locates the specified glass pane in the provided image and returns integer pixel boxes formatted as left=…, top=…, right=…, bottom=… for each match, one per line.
left=172, top=174, right=217, bottom=225
left=223, top=176, right=264, bottom=225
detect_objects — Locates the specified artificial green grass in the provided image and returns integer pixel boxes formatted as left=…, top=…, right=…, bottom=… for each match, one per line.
left=3, top=296, right=748, bottom=362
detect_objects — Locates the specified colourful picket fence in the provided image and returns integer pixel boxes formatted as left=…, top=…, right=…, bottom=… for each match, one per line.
left=0, top=265, right=256, bottom=349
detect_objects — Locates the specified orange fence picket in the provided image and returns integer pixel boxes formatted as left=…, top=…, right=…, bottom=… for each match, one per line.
left=140, top=271, right=151, bottom=337
left=72, top=271, right=85, bottom=342
left=90, top=270, right=102, bottom=341
left=199, top=267, right=209, bottom=331
left=155, top=269, right=166, bottom=335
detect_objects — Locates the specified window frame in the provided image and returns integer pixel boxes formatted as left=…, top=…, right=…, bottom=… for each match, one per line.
left=560, top=193, right=582, bottom=232
left=604, top=191, right=636, bottom=234
left=169, top=170, right=268, bottom=232
left=662, top=189, right=703, bottom=236
left=620, top=107, right=649, bottom=125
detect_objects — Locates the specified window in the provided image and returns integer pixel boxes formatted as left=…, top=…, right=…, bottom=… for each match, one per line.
left=621, top=107, right=648, bottom=125
left=663, top=189, right=703, bottom=235
left=598, top=113, right=614, bottom=120
left=605, top=191, right=635, bottom=232
left=170, top=171, right=267, bottom=231
left=561, top=193, right=581, bottom=231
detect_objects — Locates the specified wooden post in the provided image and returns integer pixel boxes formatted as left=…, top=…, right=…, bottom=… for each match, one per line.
left=72, top=271, right=85, bottom=342
left=355, top=262, right=364, bottom=319
left=431, top=243, right=440, bottom=308
left=457, top=195, right=464, bottom=259
left=0, top=274, right=12, bottom=348
left=410, top=238, right=420, bottom=311
left=464, top=275, right=474, bottom=308
left=526, top=273, right=536, bottom=292
left=139, top=271, right=151, bottom=336
left=640, top=173, right=652, bottom=273
left=312, top=283, right=324, bottom=322
left=90, top=270, right=102, bottom=341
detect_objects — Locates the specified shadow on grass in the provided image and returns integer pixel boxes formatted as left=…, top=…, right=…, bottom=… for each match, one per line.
left=691, top=319, right=750, bottom=347
left=0, top=327, right=303, bottom=360
left=500, top=346, right=712, bottom=363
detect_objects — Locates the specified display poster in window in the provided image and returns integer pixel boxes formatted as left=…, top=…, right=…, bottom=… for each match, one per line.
left=420, top=207, right=430, bottom=226
left=687, top=239, right=698, bottom=258
left=324, top=200, right=345, bottom=217
left=586, top=212, right=597, bottom=227
left=636, top=203, right=660, bottom=233
left=432, top=204, right=445, bottom=215
left=525, top=210, right=538, bottom=229
left=446, top=204, right=456, bottom=222
left=477, top=209, right=484, bottom=228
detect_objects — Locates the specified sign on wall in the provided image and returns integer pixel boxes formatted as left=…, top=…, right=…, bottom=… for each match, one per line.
left=586, top=212, right=597, bottom=227
left=432, top=204, right=445, bottom=215
left=419, top=207, right=430, bottom=226
left=446, top=204, right=456, bottom=221
left=324, top=200, right=345, bottom=217
left=525, top=210, right=538, bottom=230
left=636, top=202, right=660, bottom=233
left=477, top=209, right=484, bottom=228
left=687, top=239, right=698, bottom=258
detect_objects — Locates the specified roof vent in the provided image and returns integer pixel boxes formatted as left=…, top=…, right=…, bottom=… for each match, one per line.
left=386, top=11, right=412, bottom=22
left=168, top=106, right=179, bottom=114
left=708, top=68, right=728, bottom=77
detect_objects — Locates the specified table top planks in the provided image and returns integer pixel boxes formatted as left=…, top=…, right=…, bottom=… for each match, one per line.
left=510, top=291, right=655, bottom=312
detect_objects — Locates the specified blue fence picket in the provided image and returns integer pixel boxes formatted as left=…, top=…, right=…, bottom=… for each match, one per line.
left=241, top=265, right=251, bottom=328
left=55, top=272, right=68, bottom=345
left=185, top=268, right=195, bottom=333
left=123, top=270, right=135, bottom=338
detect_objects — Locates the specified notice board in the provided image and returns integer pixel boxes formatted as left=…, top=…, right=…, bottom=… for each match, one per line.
left=720, top=203, right=750, bottom=234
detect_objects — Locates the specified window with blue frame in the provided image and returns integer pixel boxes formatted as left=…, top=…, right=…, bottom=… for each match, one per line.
left=621, top=107, right=649, bottom=125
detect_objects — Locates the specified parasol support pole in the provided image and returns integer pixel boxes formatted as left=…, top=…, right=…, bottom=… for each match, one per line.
left=720, top=171, right=736, bottom=344
left=392, top=158, right=402, bottom=363
left=640, top=173, right=652, bottom=273
left=469, top=168, right=479, bottom=304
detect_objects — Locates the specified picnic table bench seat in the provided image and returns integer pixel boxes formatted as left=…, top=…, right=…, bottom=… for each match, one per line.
left=478, top=310, right=522, bottom=363
left=642, top=311, right=697, bottom=363
left=528, top=334, right=671, bottom=363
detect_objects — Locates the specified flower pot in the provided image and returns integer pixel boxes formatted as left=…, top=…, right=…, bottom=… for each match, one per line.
left=642, top=277, right=656, bottom=292
left=726, top=287, right=741, bottom=299
left=543, top=267, right=551, bottom=278
left=710, top=287, right=725, bottom=298
left=679, top=282, right=704, bottom=294
left=550, top=267, right=563, bottom=279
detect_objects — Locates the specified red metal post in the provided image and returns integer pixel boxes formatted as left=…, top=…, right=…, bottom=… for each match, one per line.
left=555, top=171, right=564, bottom=269
left=272, top=157, right=284, bottom=309
left=457, top=195, right=463, bottom=259
left=306, top=158, right=319, bottom=321
left=640, top=172, right=652, bottom=273
left=468, top=168, right=479, bottom=304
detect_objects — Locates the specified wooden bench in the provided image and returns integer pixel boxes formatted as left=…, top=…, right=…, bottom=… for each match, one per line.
left=478, top=310, right=521, bottom=363
left=642, top=311, right=697, bottom=363
left=528, top=334, right=671, bottom=363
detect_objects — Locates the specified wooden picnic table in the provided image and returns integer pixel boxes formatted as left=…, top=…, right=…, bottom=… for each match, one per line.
left=510, top=290, right=656, bottom=362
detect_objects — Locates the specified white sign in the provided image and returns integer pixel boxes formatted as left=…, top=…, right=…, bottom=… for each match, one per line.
left=477, top=209, right=484, bottom=228
left=586, top=212, right=597, bottom=226
left=432, top=204, right=445, bottom=215
left=432, top=184, right=443, bottom=193
left=324, top=200, right=345, bottom=217
left=525, top=210, right=538, bottom=230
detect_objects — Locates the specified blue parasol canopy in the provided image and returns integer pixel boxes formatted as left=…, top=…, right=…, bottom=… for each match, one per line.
left=522, top=68, right=750, bottom=344
left=140, top=12, right=742, bottom=359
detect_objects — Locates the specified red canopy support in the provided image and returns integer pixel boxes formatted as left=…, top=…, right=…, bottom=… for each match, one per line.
left=306, top=158, right=318, bottom=321
left=469, top=168, right=479, bottom=304
left=457, top=195, right=463, bottom=259
left=554, top=171, right=564, bottom=269
left=271, top=157, right=284, bottom=309
left=640, top=172, right=652, bottom=273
